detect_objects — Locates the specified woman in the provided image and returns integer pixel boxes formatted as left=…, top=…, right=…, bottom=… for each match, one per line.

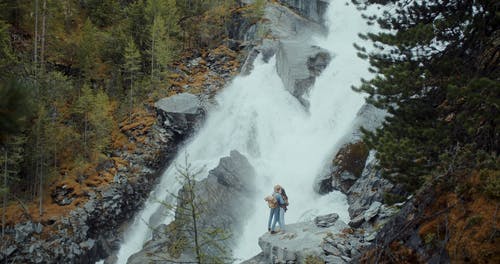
left=270, top=184, right=286, bottom=233
left=278, top=186, right=288, bottom=226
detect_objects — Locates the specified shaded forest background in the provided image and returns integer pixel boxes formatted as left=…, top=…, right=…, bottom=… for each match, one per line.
left=0, top=0, right=264, bottom=226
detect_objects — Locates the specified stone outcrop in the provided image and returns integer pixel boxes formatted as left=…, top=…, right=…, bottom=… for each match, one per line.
left=0, top=93, right=206, bottom=264
left=278, top=0, right=329, bottom=24
left=155, top=92, right=205, bottom=139
left=243, top=212, right=379, bottom=264
left=355, top=185, right=445, bottom=263
left=276, top=42, right=331, bottom=107
left=317, top=141, right=370, bottom=194
left=244, top=161, right=403, bottom=263
left=243, top=214, right=350, bottom=264
left=240, top=1, right=330, bottom=107
left=315, top=103, right=387, bottom=195
left=127, top=150, right=256, bottom=264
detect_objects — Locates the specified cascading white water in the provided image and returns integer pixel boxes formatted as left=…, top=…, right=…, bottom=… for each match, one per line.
left=114, top=1, right=380, bottom=263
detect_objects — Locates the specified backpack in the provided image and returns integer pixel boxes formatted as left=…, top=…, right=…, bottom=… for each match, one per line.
left=265, top=195, right=278, bottom=209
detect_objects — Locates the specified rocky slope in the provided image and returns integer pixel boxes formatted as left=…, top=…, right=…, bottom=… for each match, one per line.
left=127, top=150, right=256, bottom=264
left=0, top=40, right=248, bottom=263
left=0, top=1, right=260, bottom=261
left=1, top=92, right=206, bottom=263
left=241, top=0, right=331, bottom=109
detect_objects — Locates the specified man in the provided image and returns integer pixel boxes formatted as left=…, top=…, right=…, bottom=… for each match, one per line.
left=270, top=184, right=286, bottom=234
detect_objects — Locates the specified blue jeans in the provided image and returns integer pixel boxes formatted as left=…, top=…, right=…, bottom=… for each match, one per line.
left=271, top=207, right=285, bottom=231
left=268, top=208, right=279, bottom=230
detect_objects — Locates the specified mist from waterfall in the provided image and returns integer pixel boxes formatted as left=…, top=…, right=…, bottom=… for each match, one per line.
left=115, top=0, right=380, bottom=263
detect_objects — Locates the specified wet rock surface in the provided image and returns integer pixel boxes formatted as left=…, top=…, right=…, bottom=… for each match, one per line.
left=242, top=216, right=349, bottom=264
left=240, top=0, right=327, bottom=94
left=277, top=42, right=331, bottom=107
left=127, top=150, right=256, bottom=264
left=278, top=0, right=329, bottom=24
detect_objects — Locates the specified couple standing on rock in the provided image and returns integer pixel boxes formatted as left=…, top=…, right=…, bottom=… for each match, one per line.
left=264, top=184, right=288, bottom=234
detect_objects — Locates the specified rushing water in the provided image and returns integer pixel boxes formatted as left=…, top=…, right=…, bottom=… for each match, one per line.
left=114, top=1, right=379, bottom=263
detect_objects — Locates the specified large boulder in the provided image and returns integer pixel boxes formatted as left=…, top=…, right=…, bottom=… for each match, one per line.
left=242, top=213, right=373, bottom=264
left=346, top=151, right=398, bottom=219
left=155, top=92, right=205, bottom=140
left=276, top=42, right=331, bottom=107
left=240, top=1, right=327, bottom=79
left=127, top=150, right=256, bottom=264
left=317, top=141, right=370, bottom=194
left=314, top=103, right=387, bottom=195
left=243, top=217, right=348, bottom=264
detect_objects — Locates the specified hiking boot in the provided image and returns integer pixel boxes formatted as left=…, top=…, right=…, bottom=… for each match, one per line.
left=268, top=228, right=271, bottom=232
left=270, top=231, right=277, bottom=234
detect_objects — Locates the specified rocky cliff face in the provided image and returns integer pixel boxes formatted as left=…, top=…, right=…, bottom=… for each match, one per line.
left=0, top=93, right=206, bottom=264
left=127, top=150, right=256, bottom=264
left=244, top=151, right=403, bottom=263
left=240, top=1, right=331, bottom=108
left=278, top=0, right=329, bottom=24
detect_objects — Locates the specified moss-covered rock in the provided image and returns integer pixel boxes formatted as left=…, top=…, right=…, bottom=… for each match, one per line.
left=318, top=141, right=369, bottom=194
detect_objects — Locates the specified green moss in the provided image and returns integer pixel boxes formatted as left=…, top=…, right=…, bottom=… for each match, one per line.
left=480, top=169, right=500, bottom=200
left=305, top=255, right=325, bottom=264
left=334, top=141, right=370, bottom=178
left=383, top=192, right=406, bottom=205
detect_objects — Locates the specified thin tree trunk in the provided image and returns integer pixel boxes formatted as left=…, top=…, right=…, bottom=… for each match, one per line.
left=34, top=0, right=39, bottom=96
left=129, top=71, right=133, bottom=123
left=40, top=0, right=47, bottom=72
left=34, top=0, right=39, bottom=66
left=37, top=118, right=43, bottom=216
left=2, top=149, right=7, bottom=239
left=39, top=152, right=43, bottom=216
left=84, top=114, right=88, bottom=157
left=151, top=29, right=155, bottom=86
left=189, top=179, right=201, bottom=264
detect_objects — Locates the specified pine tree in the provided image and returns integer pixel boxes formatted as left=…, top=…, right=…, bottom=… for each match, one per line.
left=156, top=157, right=232, bottom=263
left=123, top=37, right=141, bottom=122
left=78, top=19, right=100, bottom=82
left=355, top=0, right=499, bottom=192
left=147, top=0, right=180, bottom=88
left=0, top=20, right=15, bottom=76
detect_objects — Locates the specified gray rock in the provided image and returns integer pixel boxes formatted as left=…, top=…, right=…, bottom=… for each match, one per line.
left=15, top=222, right=34, bottom=243
left=80, top=239, right=95, bottom=250
left=52, top=185, right=75, bottom=206
left=363, top=201, right=382, bottom=222
left=128, top=150, right=256, bottom=264
left=314, top=213, right=339, bottom=227
left=253, top=217, right=349, bottom=263
left=155, top=93, right=205, bottom=139
left=322, top=243, right=341, bottom=256
left=316, top=141, right=370, bottom=194
left=364, top=232, right=377, bottom=242
left=341, top=255, right=352, bottom=262
left=348, top=214, right=365, bottom=228
left=276, top=42, right=331, bottom=107
left=278, top=0, right=329, bottom=24
left=155, top=93, right=202, bottom=115
left=34, top=222, right=43, bottom=234
left=347, top=151, right=395, bottom=218
left=322, top=255, right=347, bottom=263
left=3, top=245, right=17, bottom=257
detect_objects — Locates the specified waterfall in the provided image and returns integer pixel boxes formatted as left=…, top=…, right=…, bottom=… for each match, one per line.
left=114, top=0, right=379, bottom=263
